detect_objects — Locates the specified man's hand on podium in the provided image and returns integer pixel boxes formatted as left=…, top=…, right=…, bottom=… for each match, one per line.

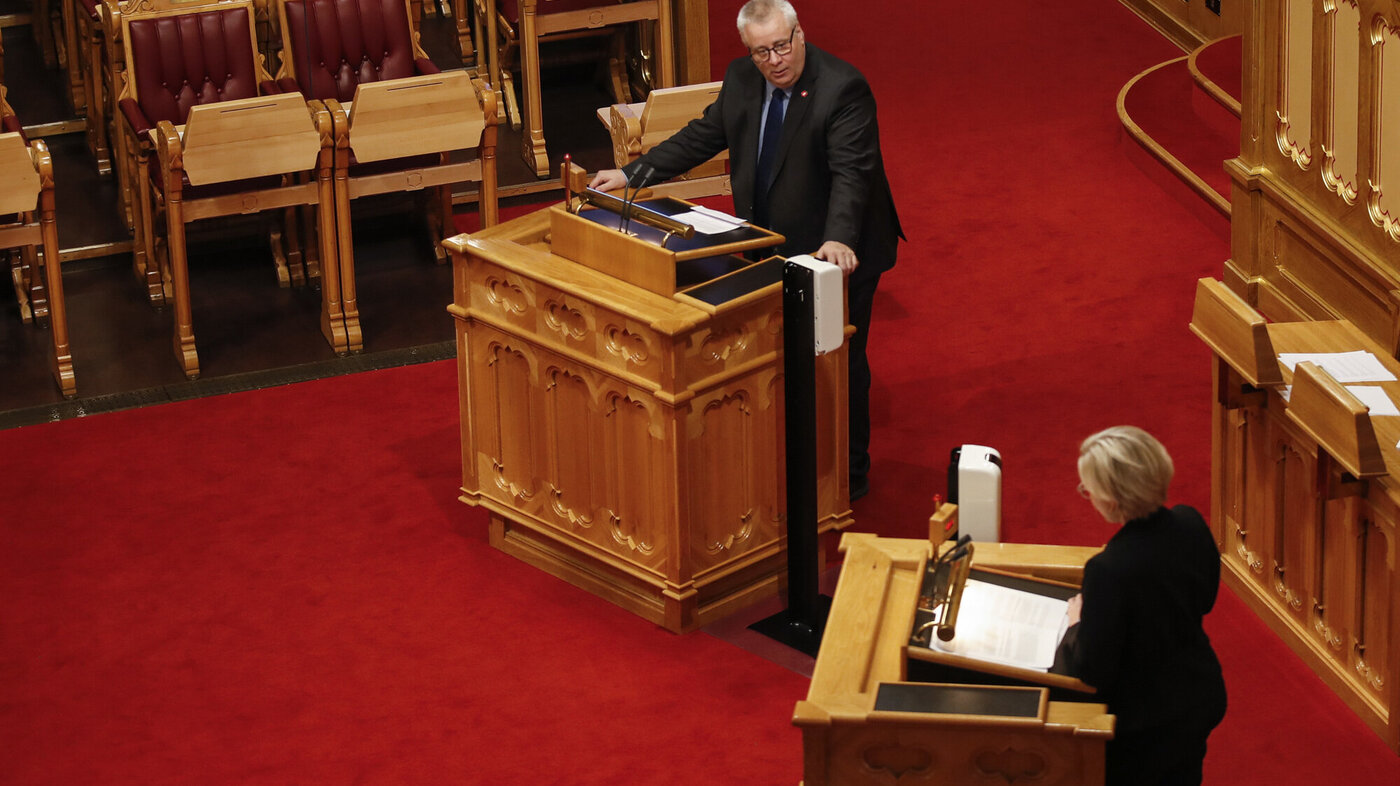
left=589, top=169, right=628, bottom=192
left=814, top=240, right=859, bottom=276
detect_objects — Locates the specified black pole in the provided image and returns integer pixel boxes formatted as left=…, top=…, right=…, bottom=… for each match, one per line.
left=747, top=259, right=830, bottom=656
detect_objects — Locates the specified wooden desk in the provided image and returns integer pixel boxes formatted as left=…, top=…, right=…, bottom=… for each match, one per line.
left=444, top=203, right=851, bottom=633
left=795, top=533, right=1112, bottom=786
left=1193, top=279, right=1400, bottom=751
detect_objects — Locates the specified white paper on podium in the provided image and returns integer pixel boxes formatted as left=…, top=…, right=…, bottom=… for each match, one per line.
left=1277, top=351, right=1398, bottom=383
left=673, top=205, right=746, bottom=235
left=1346, top=386, right=1400, bottom=416
left=926, top=579, right=1070, bottom=672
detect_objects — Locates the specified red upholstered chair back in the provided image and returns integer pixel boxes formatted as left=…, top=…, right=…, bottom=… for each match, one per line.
left=281, top=0, right=430, bottom=103
left=126, top=7, right=263, bottom=125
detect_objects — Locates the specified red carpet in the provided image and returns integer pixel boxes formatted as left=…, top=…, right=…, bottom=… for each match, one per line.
left=4, top=1, right=1400, bottom=783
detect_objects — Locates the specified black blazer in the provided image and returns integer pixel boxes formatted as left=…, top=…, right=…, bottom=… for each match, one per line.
left=1054, top=505, right=1228, bottom=736
left=625, top=44, right=903, bottom=284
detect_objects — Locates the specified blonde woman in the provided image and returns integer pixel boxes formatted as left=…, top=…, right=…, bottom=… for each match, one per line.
left=1053, top=426, right=1227, bottom=786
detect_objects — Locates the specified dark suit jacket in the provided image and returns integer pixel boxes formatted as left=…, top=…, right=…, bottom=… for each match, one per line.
left=1054, top=505, right=1228, bottom=737
left=624, top=44, right=903, bottom=284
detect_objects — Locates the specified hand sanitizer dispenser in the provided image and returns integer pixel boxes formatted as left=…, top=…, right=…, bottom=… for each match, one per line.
left=947, top=445, right=1002, bottom=543
left=783, top=254, right=844, bottom=355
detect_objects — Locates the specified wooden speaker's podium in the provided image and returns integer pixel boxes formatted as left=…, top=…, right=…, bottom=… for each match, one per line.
left=444, top=169, right=853, bottom=634
left=795, top=524, right=1112, bottom=786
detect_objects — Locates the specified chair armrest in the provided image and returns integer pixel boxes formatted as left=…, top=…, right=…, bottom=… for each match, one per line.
left=154, top=120, right=183, bottom=166
left=277, top=77, right=303, bottom=95
left=414, top=58, right=441, bottom=76
left=119, top=97, right=153, bottom=137
left=260, top=79, right=284, bottom=95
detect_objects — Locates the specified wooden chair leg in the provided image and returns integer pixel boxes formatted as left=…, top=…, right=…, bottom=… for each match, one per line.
left=327, top=112, right=359, bottom=354
left=453, top=0, right=475, bottom=67
left=20, top=242, right=49, bottom=322
left=164, top=193, right=200, bottom=378
left=327, top=195, right=358, bottom=354
left=131, top=152, right=166, bottom=305
left=431, top=180, right=452, bottom=264
left=270, top=196, right=305, bottom=287
left=518, top=8, right=548, bottom=178
left=37, top=194, right=75, bottom=397
left=34, top=0, right=58, bottom=69
left=654, top=0, right=674, bottom=88
left=79, top=12, right=111, bottom=174
left=60, top=0, right=88, bottom=115
left=298, top=203, right=319, bottom=284
left=115, top=113, right=135, bottom=230
left=607, top=30, right=630, bottom=103
left=10, top=247, right=35, bottom=323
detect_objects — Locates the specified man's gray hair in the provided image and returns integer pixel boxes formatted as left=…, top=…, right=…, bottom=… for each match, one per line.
left=737, top=0, right=798, bottom=33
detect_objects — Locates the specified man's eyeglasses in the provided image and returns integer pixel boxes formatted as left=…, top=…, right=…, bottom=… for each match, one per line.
left=750, top=26, right=797, bottom=62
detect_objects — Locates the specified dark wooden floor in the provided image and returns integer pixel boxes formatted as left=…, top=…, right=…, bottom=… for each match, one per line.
left=1, top=6, right=621, bottom=427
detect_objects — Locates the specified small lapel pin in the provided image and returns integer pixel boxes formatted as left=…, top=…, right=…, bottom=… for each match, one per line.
left=800, top=90, right=809, bottom=98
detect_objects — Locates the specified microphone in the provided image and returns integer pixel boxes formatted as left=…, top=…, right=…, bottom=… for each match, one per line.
left=934, top=534, right=972, bottom=570
left=620, top=163, right=656, bottom=235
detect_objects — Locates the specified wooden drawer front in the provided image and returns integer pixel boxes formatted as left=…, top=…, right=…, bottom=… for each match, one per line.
left=461, top=259, right=668, bottom=392
left=674, top=299, right=782, bottom=393
left=463, top=322, right=673, bottom=578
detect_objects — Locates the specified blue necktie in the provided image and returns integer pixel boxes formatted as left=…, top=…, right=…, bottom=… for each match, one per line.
left=753, top=87, right=786, bottom=229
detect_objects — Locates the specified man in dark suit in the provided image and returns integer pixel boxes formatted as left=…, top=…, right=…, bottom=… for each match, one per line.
left=590, top=0, right=902, bottom=500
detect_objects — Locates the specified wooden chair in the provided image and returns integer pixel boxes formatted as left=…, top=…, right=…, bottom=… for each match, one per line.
left=478, top=0, right=674, bottom=177
left=116, top=0, right=343, bottom=377
left=2, top=89, right=75, bottom=397
left=600, top=80, right=727, bottom=199
left=276, top=0, right=498, bottom=351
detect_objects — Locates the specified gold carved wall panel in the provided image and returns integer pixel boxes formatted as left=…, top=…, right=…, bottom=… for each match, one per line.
left=1369, top=16, right=1400, bottom=240
left=1325, top=0, right=1363, bottom=203
left=1280, top=0, right=1316, bottom=168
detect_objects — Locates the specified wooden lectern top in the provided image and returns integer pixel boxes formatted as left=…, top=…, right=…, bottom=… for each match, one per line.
left=446, top=192, right=791, bottom=329
left=795, top=533, right=1112, bottom=786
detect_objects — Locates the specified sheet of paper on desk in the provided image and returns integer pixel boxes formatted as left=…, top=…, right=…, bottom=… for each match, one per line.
left=1345, top=386, right=1400, bottom=416
left=674, top=206, right=746, bottom=235
left=1277, top=350, right=1398, bottom=383
left=926, top=579, right=1069, bottom=672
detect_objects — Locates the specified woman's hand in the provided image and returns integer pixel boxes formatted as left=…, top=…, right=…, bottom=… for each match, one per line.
left=1066, top=593, right=1083, bottom=626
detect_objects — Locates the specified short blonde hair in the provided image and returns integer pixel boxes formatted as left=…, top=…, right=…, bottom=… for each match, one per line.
left=1078, top=426, right=1174, bottom=521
